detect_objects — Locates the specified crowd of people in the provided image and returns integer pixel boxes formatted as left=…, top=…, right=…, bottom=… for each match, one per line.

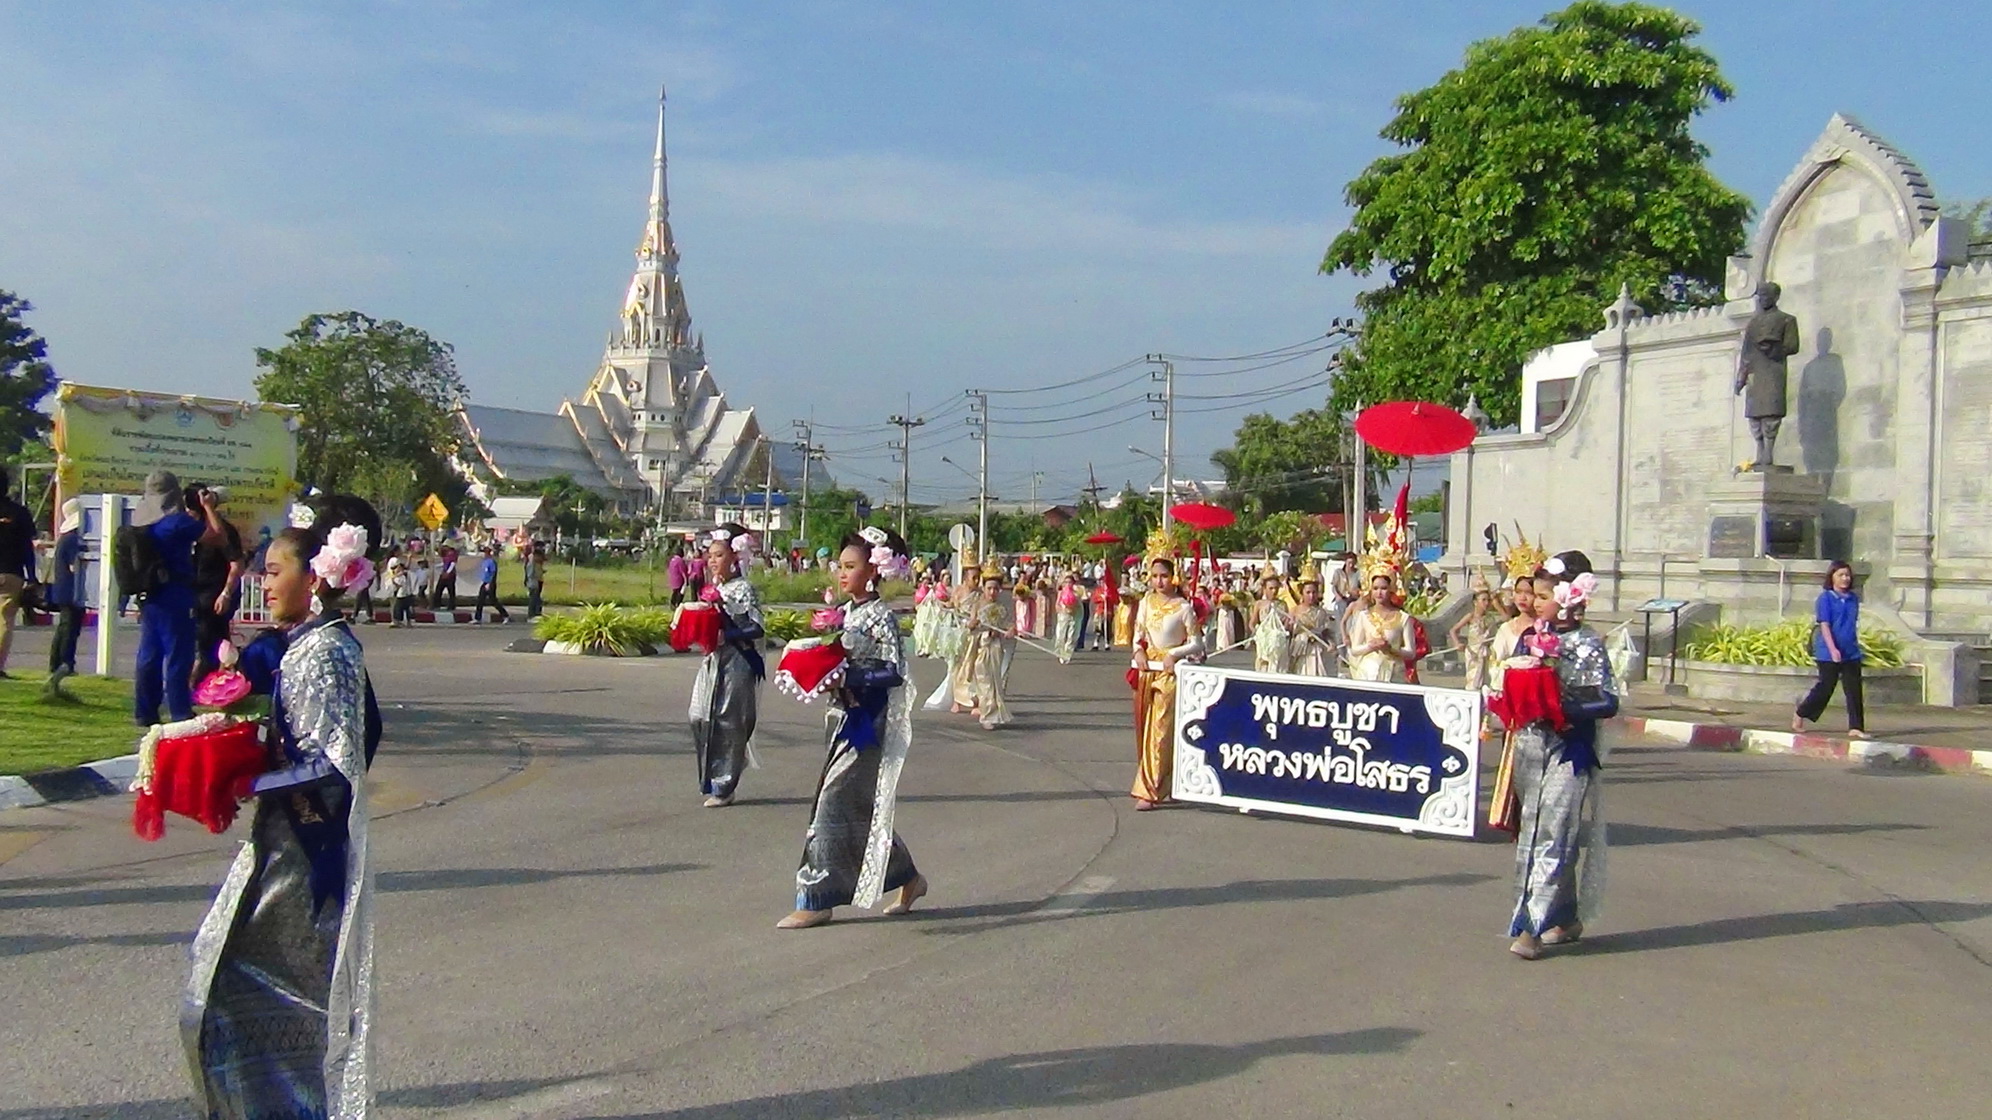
left=0, top=463, right=1901, bottom=1113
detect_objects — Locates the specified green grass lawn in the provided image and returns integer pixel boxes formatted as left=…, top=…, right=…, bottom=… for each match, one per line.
left=0, top=671, right=142, bottom=776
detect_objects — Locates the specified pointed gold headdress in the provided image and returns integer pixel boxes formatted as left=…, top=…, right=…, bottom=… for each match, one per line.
left=1500, top=524, right=1549, bottom=581
left=1358, top=513, right=1409, bottom=586
left=1143, top=525, right=1187, bottom=566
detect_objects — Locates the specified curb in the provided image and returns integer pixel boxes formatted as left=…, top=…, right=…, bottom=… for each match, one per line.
left=0, top=753, right=140, bottom=812
left=1622, top=716, right=1992, bottom=776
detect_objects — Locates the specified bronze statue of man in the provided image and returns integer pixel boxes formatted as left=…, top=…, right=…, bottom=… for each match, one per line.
left=1735, top=281, right=1801, bottom=469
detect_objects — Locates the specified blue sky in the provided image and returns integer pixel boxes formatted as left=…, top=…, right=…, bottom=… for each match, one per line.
left=3, top=1, right=1987, bottom=505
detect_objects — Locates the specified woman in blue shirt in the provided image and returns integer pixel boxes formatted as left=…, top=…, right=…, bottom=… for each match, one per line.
left=1793, top=561, right=1869, bottom=740
left=45, top=499, right=86, bottom=688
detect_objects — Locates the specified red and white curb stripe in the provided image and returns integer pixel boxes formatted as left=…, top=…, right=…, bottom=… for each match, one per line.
left=0, top=753, right=140, bottom=812
left=1622, top=716, right=1992, bottom=776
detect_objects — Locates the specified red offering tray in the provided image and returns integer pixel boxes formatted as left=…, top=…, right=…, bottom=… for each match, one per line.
left=133, top=721, right=270, bottom=841
left=1487, top=664, right=1568, bottom=733
left=670, top=602, right=723, bottom=653
left=775, top=638, right=848, bottom=703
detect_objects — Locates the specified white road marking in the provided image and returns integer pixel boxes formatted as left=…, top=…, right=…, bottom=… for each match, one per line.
left=1039, top=874, right=1116, bottom=915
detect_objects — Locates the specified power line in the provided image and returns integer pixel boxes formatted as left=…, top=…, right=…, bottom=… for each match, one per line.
left=980, top=368, right=1154, bottom=412
left=982, top=356, right=1147, bottom=396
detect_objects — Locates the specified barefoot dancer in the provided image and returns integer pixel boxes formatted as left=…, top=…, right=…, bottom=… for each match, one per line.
left=1129, top=531, right=1202, bottom=811
left=691, top=523, right=765, bottom=807
left=782, top=527, right=927, bottom=928
left=185, top=515, right=383, bottom=1118
left=1507, top=551, right=1618, bottom=961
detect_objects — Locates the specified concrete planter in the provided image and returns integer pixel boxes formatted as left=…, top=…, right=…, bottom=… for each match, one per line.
left=1679, top=660, right=1924, bottom=706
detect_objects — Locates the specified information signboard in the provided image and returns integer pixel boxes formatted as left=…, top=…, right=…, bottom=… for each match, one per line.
left=1171, top=664, right=1482, bottom=838
left=53, top=383, right=299, bottom=542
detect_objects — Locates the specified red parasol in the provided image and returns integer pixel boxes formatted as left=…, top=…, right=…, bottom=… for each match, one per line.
left=1354, top=401, right=1478, bottom=457
left=1169, top=502, right=1236, bottom=531
left=1084, top=530, right=1124, bottom=545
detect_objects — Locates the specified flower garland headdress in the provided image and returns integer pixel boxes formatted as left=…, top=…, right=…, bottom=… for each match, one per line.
left=858, top=525, right=912, bottom=579
left=310, top=524, right=375, bottom=593
left=709, top=526, right=760, bottom=561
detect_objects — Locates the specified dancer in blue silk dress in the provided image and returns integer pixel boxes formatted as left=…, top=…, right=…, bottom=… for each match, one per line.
left=780, top=526, right=927, bottom=929
left=1507, top=550, right=1618, bottom=960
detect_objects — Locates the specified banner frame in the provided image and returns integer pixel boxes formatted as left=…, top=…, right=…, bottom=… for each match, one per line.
left=1171, top=663, right=1484, bottom=839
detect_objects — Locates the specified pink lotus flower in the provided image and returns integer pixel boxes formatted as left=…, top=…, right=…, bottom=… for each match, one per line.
left=699, top=583, right=722, bottom=604
left=811, top=607, right=846, bottom=632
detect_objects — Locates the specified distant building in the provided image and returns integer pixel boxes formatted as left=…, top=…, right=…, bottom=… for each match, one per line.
left=458, top=90, right=777, bottom=513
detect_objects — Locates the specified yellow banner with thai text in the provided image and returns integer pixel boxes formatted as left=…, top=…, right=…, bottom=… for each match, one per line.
left=53, top=382, right=301, bottom=543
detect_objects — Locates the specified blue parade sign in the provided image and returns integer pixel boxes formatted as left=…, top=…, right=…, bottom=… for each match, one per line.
left=1171, top=665, right=1482, bottom=838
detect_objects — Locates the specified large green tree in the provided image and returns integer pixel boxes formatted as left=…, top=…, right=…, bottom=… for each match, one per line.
left=1321, top=1, right=1749, bottom=425
left=1209, top=408, right=1378, bottom=516
left=254, top=312, right=467, bottom=520
left=0, top=291, right=56, bottom=459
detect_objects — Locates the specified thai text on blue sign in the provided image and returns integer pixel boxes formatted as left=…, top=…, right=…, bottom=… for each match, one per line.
left=1171, top=665, right=1482, bottom=838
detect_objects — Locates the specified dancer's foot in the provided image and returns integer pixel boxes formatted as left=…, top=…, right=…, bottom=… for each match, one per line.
left=1792, top=715, right=1806, bottom=733
left=1510, top=933, right=1543, bottom=960
left=884, top=874, right=928, bottom=915
left=949, top=703, right=964, bottom=714
left=1541, top=923, right=1583, bottom=946
left=702, top=794, right=733, bottom=808
left=1848, top=729, right=1872, bottom=741
left=1134, top=797, right=1157, bottom=811
left=776, top=908, right=833, bottom=929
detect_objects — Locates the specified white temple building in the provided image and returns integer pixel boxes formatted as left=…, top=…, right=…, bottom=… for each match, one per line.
left=458, top=90, right=780, bottom=512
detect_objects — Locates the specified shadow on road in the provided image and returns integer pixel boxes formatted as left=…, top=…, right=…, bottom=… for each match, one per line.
left=914, top=873, right=1492, bottom=936
left=1607, top=821, right=1929, bottom=847
left=1588, top=898, right=1992, bottom=956
left=0, top=862, right=703, bottom=916
left=380, top=861, right=703, bottom=892
left=595, top=1028, right=1421, bottom=1119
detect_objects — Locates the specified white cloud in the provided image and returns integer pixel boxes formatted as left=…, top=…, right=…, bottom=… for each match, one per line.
left=682, top=153, right=1325, bottom=261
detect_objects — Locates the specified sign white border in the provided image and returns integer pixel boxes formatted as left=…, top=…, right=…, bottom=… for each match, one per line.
left=1170, top=663, right=1483, bottom=838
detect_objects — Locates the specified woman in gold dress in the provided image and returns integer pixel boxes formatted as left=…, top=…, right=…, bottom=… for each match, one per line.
left=1287, top=572, right=1337, bottom=677
left=950, top=568, right=1015, bottom=729
left=1345, top=573, right=1414, bottom=683
left=1248, top=571, right=1292, bottom=675
left=1129, top=552, right=1203, bottom=810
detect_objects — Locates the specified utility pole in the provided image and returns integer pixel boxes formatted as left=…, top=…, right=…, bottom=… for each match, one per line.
left=792, top=419, right=824, bottom=547
left=759, top=435, right=775, bottom=539
left=967, top=390, right=989, bottom=556
left=1081, top=463, right=1105, bottom=509
left=1029, top=470, right=1044, bottom=515
left=887, top=400, right=926, bottom=542
left=1146, top=355, right=1176, bottom=532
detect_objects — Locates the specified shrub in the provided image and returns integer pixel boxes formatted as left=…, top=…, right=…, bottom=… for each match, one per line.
left=763, top=608, right=814, bottom=643
left=1683, top=620, right=1906, bottom=669
left=533, top=602, right=673, bottom=656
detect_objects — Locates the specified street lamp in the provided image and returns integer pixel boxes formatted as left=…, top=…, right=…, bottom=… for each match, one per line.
left=1126, top=446, right=1170, bottom=504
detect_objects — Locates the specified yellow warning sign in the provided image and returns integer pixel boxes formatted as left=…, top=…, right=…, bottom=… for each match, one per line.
left=415, top=493, right=449, bottom=530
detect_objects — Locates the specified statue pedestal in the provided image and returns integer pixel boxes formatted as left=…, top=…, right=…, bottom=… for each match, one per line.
left=1706, top=471, right=1826, bottom=559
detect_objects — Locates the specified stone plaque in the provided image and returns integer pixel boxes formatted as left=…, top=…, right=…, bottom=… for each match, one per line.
left=1708, top=515, right=1758, bottom=558
left=1765, top=517, right=1814, bottom=559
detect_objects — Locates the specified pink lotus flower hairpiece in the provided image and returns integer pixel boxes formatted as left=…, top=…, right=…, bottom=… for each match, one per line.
left=310, top=524, right=375, bottom=592
left=1552, top=571, right=1598, bottom=610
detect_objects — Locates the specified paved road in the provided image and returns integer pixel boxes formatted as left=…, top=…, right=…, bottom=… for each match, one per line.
left=3, top=626, right=1991, bottom=1119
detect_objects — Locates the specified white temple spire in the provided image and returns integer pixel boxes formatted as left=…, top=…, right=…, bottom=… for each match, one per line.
left=638, top=85, right=678, bottom=269
left=649, top=85, right=668, bottom=235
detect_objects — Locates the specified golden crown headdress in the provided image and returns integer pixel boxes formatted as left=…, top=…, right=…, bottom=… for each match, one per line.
left=1296, top=556, right=1321, bottom=586
left=1358, top=514, right=1409, bottom=585
left=1500, top=524, right=1549, bottom=581
left=1143, top=525, right=1188, bottom=566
